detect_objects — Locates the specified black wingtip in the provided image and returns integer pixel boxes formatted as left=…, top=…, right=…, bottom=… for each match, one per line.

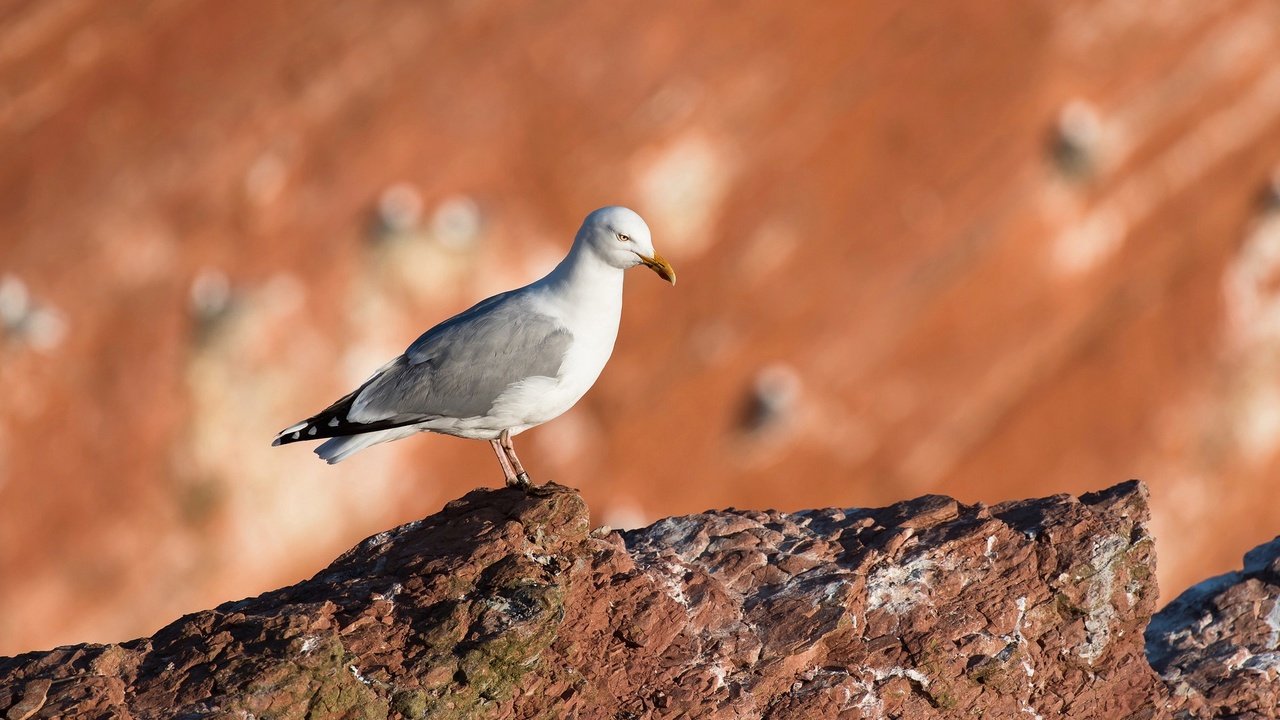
left=271, top=421, right=311, bottom=446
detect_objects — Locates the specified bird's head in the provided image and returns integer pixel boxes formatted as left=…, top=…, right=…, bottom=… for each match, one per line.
left=576, top=206, right=676, bottom=285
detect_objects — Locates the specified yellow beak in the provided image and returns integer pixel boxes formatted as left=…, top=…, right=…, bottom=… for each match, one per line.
left=638, top=252, right=677, bottom=285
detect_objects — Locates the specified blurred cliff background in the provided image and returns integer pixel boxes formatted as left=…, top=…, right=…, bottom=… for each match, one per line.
left=3, top=0, right=1280, bottom=656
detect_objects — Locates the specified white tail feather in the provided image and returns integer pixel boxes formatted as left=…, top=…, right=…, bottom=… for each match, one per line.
left=314, top=427, right=419, bottom=464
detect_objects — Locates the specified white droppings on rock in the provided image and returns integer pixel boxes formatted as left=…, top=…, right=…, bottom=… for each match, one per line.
left=1018, top=597, right=1039, bottom=676
left=709, top=662, right=727, bottom=691
left=299, top=636, right=319, bottom=653
left=364, top=529, right=394, bottom=549
left=1243, top=651, right=1280, bottom=672
left=866, top=553, right=936, bottom=614
left=872, top=666, right=931, bottom=688
left=1076, top=534, right=1127, bottom=664
left=1266, top=597, right=1280, bottom=650
left=986, top=535, right=998, bottom=561
left=852, top=677, right=882, bottom=716
left=653, top=559, right=691, bottom=609
left=348, top=664, right=372, bottom=686
left=524, top=550, right=555, bottom=567
left=374, top=583, right=402, bottom=603
left=1005, top=596, right=1036, bottom=679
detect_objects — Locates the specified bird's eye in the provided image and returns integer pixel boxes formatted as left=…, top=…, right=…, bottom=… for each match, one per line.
left=616, top=233, right=630, bottom=243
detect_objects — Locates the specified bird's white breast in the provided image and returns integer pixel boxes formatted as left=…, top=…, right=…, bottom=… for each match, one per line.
left=493, top=277, right=622, bottom=431
left=543, top=288, right=622, bottom=409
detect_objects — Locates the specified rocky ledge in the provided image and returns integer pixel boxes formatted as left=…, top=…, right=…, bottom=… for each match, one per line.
left=0, top=481, right=1276, bottom=719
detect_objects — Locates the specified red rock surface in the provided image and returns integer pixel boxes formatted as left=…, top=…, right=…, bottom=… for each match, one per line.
left=1148, top=536, right=1280, bottom=718
left=1, top=481, right=1179, bottom=719
left=5, top=0, right=1280, bottom=657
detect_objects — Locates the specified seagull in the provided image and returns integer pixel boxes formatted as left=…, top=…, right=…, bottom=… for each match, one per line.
left=272, top=206, right=676, bottom=488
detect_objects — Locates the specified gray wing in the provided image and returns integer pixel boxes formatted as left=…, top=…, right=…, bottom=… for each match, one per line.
left=348, top=290, right=572, bottom=423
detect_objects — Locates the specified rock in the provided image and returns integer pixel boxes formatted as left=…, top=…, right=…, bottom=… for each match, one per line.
left=1148, top=536, right=1280, bottom=719
left=0, top=479, right=1258, bottom=719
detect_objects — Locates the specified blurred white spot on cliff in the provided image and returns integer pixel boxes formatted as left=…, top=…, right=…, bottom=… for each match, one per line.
left=363, top=187, right=481, bottom=306
left=375, top=182, right=425, bottom=238
left=245, top=152, right=288, bottom=207
left=1225, top=215, right=1280, bottom=345
left=0, top=275, right=31, bottom=329
left=636, top=134, right=733, bottom=257
left=190, top=268, right=234, bottom=327
left=1052, top=207, right=1126, bottom=276
left=1234, top=382, right=1280, bottom=463
left=1054, top=66, right=1280, bottom=280
left=24, top=306, right=64, bottom=351
left=430, top=195, right=483, bottom=250
left=741, top=363, right=802, bottom=435
left=1222, top=213, right=1280, bottom=462
left=1265, top=168, right=1280, bottom=213
left=0, top=275, right=66, bottom=352
left=1051, top=99, right=1103, bottom=180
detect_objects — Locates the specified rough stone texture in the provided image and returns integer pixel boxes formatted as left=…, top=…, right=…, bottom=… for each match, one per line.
left=1149, top=537, right=1280, bottom=719
left=0, top=481, right=1194, bottom=719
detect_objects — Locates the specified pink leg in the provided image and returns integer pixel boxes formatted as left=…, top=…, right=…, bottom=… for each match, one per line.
left=489, top=438, right=519, bottom=486
left=499, top=429, right=532, bottom=489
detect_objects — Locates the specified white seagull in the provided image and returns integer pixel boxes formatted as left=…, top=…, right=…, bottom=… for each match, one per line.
left=273, top=206, right=676, bottom=488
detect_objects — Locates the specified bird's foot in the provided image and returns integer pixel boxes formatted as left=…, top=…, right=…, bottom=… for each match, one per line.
left=507, top=472, right=532, bottom=491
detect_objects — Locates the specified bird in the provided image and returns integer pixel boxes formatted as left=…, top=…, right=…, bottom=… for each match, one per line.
left=272, top=206, right=676, bottom=488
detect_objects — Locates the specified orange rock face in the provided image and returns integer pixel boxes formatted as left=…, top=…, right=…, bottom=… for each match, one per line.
left=3, top=1, right=1280, bottom=656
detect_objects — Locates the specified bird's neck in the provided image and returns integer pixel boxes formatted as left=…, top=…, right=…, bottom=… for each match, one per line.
left=542, top=243, right=624, bottom=308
